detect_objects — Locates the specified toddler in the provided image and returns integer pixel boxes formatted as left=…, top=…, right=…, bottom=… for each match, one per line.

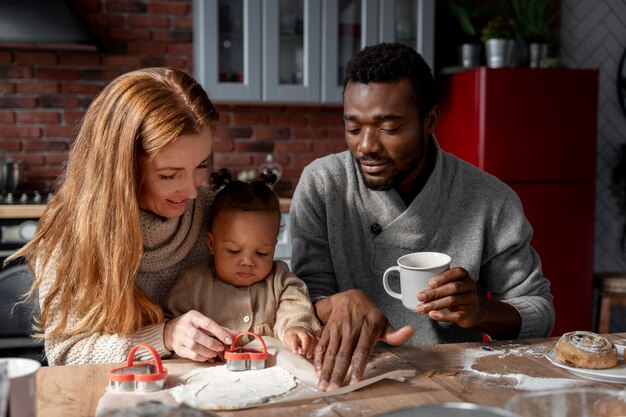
left=164, top=169, right=320, bottom=357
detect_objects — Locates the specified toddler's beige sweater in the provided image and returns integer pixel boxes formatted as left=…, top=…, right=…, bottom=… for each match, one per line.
left=164, top=260, right=321, bottom=342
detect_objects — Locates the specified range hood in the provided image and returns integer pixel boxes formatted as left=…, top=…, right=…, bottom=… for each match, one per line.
left=0, top=0, right=99, bottom=50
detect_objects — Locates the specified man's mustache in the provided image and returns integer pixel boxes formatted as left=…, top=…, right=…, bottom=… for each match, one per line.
left=357, top=155, right=392, bottom=163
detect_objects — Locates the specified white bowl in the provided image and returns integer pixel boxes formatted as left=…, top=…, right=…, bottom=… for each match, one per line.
left=377, top=403, right=519, bottom=417
left=0, top=358, right=41, bottom=379
left=505, top=388, right=626, bottom=417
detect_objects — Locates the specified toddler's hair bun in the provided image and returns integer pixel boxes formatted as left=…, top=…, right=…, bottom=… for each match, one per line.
left=211, top=168, right=232, bottom=191
left=259, top=170, right=278, bottom=186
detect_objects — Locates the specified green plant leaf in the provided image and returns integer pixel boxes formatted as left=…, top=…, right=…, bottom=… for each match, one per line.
left=510, top=0, right=559, bottom=42
left=447, top=2, right=476, bottom=37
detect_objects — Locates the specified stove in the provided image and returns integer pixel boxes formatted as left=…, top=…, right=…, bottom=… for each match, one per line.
left=0, top=189, right=47, bottom=362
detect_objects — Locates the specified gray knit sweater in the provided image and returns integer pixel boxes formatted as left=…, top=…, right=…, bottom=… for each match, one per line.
left=290, top=140, right=555, bottom=345
left=42, top=185, right=211, bottom=365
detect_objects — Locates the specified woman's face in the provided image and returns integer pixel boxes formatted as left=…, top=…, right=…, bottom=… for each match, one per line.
left=207, top=209, right=279, bottom=287
left=138, top=127, right=213, bottom=219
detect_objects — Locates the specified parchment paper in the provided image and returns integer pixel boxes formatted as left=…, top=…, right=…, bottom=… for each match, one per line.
left=96, top=337, right=415, bottom=415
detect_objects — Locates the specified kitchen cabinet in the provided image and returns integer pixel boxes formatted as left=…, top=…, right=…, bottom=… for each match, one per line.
left=193, top=0, right=434, bottom=103
left=435, top=67, right=599, bottom=336
left=193, top=0, right=262, bottom=101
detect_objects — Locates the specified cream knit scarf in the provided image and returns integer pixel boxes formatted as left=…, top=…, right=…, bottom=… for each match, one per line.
left=138, top=184, right=212, bottom=273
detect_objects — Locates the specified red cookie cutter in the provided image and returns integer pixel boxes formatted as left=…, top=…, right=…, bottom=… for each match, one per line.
left=223, top=332, right=268, bottom=371
left=108, top=343, right=168, bottom=392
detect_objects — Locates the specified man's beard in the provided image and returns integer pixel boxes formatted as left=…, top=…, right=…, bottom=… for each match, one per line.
left=357, top=156, right=396, bottom=191
left=356, top=142, right=427, bottom=191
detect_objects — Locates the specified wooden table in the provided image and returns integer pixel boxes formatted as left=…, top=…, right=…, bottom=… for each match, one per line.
left=36, top=334, right=626, bottom=417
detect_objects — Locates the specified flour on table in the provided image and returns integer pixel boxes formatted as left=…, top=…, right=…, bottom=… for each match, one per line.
left=310, top=402, right=357, bottom=417
left=170, top=365, right=297, bottom=410
left=461, top=344, right=590, bottom=391
left=468, top=368, right=585, bottom=391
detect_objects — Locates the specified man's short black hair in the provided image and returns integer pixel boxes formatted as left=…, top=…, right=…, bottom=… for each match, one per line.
left=343, top=42, right=435, bottom=119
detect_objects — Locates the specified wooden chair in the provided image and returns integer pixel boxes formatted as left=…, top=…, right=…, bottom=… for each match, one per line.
left=594, top=272, right=626, bottom=333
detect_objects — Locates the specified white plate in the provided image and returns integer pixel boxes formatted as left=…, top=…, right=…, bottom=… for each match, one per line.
left=613, top=338, right=626, bottom=358
left=546, top=351, right=626, bottom=384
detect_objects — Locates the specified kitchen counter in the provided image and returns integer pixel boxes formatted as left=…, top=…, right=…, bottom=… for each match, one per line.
left=0, top=204, right=46, bottom=219
left=279, top=198, right=291, bottom=213
left=0, top=199, right=291, bottom=220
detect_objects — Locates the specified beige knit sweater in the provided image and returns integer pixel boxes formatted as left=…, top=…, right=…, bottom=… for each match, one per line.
left=42, top=185, right=211, bottom=365
left=164, top=260, right=321, bottom=342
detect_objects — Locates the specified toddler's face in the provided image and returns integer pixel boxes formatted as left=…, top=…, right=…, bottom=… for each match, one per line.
left=207, top=209, right=279, bottom=287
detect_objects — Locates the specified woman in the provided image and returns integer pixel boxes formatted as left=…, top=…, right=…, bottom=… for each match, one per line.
left=10, top=68, right=236, bottom=365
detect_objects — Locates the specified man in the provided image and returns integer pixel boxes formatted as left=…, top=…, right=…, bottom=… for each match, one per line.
left=290, top=43, right=554, bottom=392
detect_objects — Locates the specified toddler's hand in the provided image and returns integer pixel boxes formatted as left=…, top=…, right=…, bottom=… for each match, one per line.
left=283, top=326, right=318, bottom=359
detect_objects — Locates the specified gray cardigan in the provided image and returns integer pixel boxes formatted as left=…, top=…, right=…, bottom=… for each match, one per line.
left=290, top=140, right=554, bottom=345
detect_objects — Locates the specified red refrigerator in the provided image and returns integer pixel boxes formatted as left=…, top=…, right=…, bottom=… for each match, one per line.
left=436, top=67, right=599, bottom=336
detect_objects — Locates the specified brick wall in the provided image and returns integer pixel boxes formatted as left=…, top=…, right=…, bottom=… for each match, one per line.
left=214, top=104, right=345, bottom=196
left=0, top=0, right=346, bottom=197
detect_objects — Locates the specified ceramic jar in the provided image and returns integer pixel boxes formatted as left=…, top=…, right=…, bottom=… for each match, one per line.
left=484, top=38, right=515, bottom=68
left=529, top=42, right=548, bottom=68
left=458, top=43, right=482, bottom=68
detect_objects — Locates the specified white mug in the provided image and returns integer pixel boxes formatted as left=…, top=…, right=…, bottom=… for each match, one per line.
left=382, top=252, right=451, bottom=310
left=0, top=358, right=41, bottom=417
left=0, top=361, right=8, bottom=417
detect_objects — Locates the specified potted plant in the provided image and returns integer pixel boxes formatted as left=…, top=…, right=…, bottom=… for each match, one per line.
left=447, top=1, right=490, bottom=68
left=481, top=15, right=516, bottom=68
left=509, top=0, right=559, bottom=67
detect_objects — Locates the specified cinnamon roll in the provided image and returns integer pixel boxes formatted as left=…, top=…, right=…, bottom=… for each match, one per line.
left=555, top=331, right=618, bottom=369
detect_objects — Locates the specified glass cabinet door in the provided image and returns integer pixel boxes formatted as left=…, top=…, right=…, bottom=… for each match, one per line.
left=193, top=0, right=262, bottom=101
left=321, top=0, right=377, bottom=103
left=263, top=0, right=321, bottom=102
left=379, top=0, right=435, bottom=69
left=278, top=0, right=304, bottom=86
left=193, top=0, right=434, bottom=104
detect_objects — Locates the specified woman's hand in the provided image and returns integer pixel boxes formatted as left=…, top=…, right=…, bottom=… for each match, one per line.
left=163, top=310, right=238, bottom=362
left=283, top=326, right=318, bottom=359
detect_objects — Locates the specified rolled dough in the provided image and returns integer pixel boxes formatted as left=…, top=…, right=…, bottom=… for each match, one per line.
left=170, top=365, right=297, bottom=410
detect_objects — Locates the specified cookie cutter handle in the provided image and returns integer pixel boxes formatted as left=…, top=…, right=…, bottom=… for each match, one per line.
left=108, top=343, right=168, bottom=392
left=126, top=343, right=166, bottom=374
left=228, top=331, right=268, bottom=354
